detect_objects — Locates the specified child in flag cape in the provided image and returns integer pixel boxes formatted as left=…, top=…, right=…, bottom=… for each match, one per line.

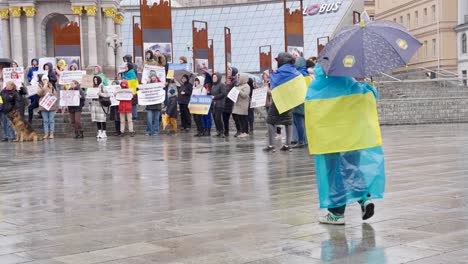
left=305, top=64, right=386, bottom=225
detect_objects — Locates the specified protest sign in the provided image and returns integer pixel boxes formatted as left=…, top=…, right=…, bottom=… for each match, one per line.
left=250, top=87, right=268, bottom=108
left=59, top=90, right=80, bottom=107
left=2, top=67, right=24, bottom=88
left=188, top=95, right=213, bottom=115
left=59, top=71, right=86, bottom=85
left=141, top=65, right=166, bottom=85
left=167, top=63, right=192, bottom=80
left=86, top=88, right=99, bottom=99
left=115, top=89, right=134, bottom=101
left=26, top=86, right=38, bottom=96
left=31, top=70, right=48, bottom=86
left=39, top=57, right=56, bottom=70
left=227, top=88, right=240, bottom=103
left=39, top=93, right=57, bottom=111
left=104, top=85, right=120, bottom=106
left=137, top=83, right=165, bottom=106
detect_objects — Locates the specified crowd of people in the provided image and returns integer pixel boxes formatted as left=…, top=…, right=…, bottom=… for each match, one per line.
left=0, top=52, right=317, bottom=151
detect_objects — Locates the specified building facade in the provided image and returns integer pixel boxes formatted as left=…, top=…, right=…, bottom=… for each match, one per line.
left=0, top=0, right=123, bottom=69
left=455, top=0, right=468, bottom=83
left=375, top=0, right=458, bottom=73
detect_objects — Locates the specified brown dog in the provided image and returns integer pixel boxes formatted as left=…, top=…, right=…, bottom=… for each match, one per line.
left=7, top=110, right=41, bottom=142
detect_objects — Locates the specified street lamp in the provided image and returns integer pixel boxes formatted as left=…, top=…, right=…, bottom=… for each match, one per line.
left=106, top=34, right=123, bottom=80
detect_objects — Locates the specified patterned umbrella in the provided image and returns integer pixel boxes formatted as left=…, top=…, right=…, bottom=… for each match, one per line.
left=318, top=14, right=422, bottom=78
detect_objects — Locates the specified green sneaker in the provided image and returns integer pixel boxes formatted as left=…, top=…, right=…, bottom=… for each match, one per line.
left=319, top=213, right=345, bottom=225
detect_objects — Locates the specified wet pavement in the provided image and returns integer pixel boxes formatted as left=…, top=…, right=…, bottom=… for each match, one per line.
left=0, top=124, right=467, bottom=264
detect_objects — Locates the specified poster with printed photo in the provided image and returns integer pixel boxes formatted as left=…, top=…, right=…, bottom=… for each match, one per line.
left=56, top=56, right=81, bottom=70
left=195, top=59, right=209, bottom=74
left=39, top=57, right=56, bottom=71
left=2, top=67, right=24, bottom=89
left=141, top=65, right=166, bottom=85
left=287, top=46, right=304, bottom=58
left=143, top=43, right=172, bottom=63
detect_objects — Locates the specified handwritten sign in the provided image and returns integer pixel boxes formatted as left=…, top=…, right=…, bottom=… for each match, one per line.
left=227, top=88, right=240, bottom=103
left=137, top=83, right=165, bottom=106
left=86, top=88, right=99, bottom=99
left=2, top=67, right=24, bottom=88
left=115, top=89, right=134, bottom=101
left=141, top=65, right=166, bottom=85
left=27, top=85, right=39, bottom=96
left=104, top=85, right=120, bottom=106
left=59, top=71, right=86, bottom=85
left=59, top=90, right=80, bottom=107
left=188, top=95, right=213, bottom=115
left=39, top=93, right=57, bottom=111
left=250, top=87, right=268, bottom=108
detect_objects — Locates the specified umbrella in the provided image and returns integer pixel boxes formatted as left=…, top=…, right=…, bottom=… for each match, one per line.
left=318, top=13, right=422, bottom=78
left=0, top=58, right=14, bottom=67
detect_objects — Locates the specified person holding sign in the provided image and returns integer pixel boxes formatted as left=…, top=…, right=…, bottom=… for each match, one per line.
left=37, top=75, right=58, bottom=139
left=144, top=75, right=163, bottom=136
left=117, top=80, right=135, bottom=137
left=232, top=73, right=251, bottom=139
left=191, top=76, right=206, bottom=137
left=211, top=72, right=227, bottom=137
left=68, top=80, right=86, bottom=139
left=178, top=74, right=192, bottom=132
left=121, top=63, right=139, bottom=120
left=90, top=76, right=109, bottom=139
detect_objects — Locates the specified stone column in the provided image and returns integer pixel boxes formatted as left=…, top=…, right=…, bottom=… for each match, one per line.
left=103, top=7, right=116, bottom=67
left=0, top=9, right=11, bottom=58
left=9, top=7, right=23, bottom=66
left=23, top=6, right=36, bottom=62
left=114, top=13, right=124, bottom=67
left=71, top=6, right=83, bottom=67
left=84, top=6, right=98, bottom=67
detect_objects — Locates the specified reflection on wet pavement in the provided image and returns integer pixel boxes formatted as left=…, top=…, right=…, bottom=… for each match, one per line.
left=0, top=124, right=467, bottom=263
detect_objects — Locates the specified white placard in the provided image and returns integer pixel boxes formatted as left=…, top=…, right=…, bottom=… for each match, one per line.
left=227, top=88, right=240, bottom=103
left=39, top=93, right=57, bottom=111
left=31, top=70, right=48, bottom=86
left=2, top=67, right=24, bottom=88
left=250, top=87, right=268, bottom=108
left=137, top=83, right=165, bottom=106
left=39, top=57, right=56, bottom=71
left=59, top=71, right=86, bottom=85
left=115, top=89, right=134, bottom=101
left=86, top=88, right=99, bottom=99
left=59, top=90, right=80, bottom=107
left=141, top=65, right=166, bottom=85
left=27, top=85, right=39, bottom=96
left=104, top=85, right=120, bottom=106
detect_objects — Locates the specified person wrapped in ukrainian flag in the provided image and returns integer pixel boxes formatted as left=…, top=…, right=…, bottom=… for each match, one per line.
left=305, top=63, right=385, bottom=225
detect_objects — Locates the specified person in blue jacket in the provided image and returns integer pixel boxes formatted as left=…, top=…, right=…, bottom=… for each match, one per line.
left=27, top=58, right=39, bottom=123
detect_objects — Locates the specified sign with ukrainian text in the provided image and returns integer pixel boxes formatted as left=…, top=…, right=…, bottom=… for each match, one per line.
left=188, top=95, right=212, bottom=115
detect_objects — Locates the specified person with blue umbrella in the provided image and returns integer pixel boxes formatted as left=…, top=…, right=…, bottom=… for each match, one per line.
left=306, top=15, right=420, bottom=225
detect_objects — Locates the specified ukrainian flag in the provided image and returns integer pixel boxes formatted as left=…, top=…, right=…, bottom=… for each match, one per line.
left=270, top=64, right=308, bottom=114
left=305, top=64, right=382, bottom=155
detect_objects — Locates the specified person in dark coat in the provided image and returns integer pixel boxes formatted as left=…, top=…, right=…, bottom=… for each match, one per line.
left=211, top=72, right=227, bottom=137
left=1, top=81, right=22, bottom=141
left=223, top=67, right=238, bottom=137
left=43, top=62, right=57, bottom=88
left=201, top=72, right=213, bottom=136
left=68, top=80, right=86, bottom=139
left=27, top=58, right=40, bottom=123
left=247, top=78, right=255, bottom=135
left=264, top=53, right=295, bottom=152
left=164, top=85, right=178, bottom=135
left=177, top=74, right=192, bottom=131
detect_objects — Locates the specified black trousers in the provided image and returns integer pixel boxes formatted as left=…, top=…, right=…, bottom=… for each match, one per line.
left=179, top=104, right=191, bottom=129
left=233, top=114, right=248, bottom=134
left=193, top=114, right=203, bottom=133
left=213, top=107, right=224, bottom=133
left=248, top=108, right=254, bottom=131
left=223, top=112, right=231, bottom=135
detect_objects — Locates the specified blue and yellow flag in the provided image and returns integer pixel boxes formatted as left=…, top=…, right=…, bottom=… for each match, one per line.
left=305, top=64, right=382, bottom=154
left=270, top=64, right=308, bottom=114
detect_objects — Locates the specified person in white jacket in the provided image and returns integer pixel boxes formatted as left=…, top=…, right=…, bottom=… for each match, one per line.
left=192, top=76, right=206, bottom=137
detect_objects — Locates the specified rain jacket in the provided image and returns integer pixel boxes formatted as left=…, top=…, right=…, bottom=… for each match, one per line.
left=305, top=64, right=385, bottom=209
left=211, top=72, right=227, bottom=109
left=224, top=67, right=238, bottom=113
left=178, top=74, right=193, bottom=104
left=232, top=73, right=251, bottom=116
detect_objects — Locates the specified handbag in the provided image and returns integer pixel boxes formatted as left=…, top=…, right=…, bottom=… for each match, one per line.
left=98, top=85, right=112, bottom=107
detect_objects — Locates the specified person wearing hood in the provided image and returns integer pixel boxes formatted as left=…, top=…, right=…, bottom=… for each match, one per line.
left=1, top=81, right=22, bottom=142
left=145, top=50, right=155, bottom=64
left=201, top=72, right=213, bottom=136
left=117, top=79, right=135, bottom=137
left=121, top=62, right=139, bottom=120
left=211, top=72, right=227, bottom=137
left=68, top=80, right=86, bottom=138
left=164, top=84, right=178, bottom=135
left=90, top=75, right=109, bottom=138
left=191, top=76, right=206, bottom=137
left=145, top=74, right=163, bottom=136
left=94, top=65, right=109, bottom=86
left=305, top=64, right=385, bottom=225
left=43, top=62, right=57, bottom=88
left=37, top=75, right=58, bottom=139
left=223, top=67, right=238, bottom=137
left=27, top=58, right=40, bottom=123
left=291, top=57, right=311, bottom=148
left=263, top=52, right=295, bottom=152
left=178, top=74, right=192, bottom=132
left=232, top=73, right=251, bottom=138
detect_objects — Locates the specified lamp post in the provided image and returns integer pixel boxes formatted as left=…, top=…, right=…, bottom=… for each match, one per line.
left=107, top=34, right=123, bottom=80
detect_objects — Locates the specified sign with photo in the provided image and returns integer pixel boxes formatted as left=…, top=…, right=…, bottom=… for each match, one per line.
left=39, top=57, right=56, bottom=71
left=141, top=65, right=166, bottom=85
left=59, top=90, right=80, bottom=107
left=55, top=56, right=81, bottom=70
left=143, top=42, right=172, bottom=63
left=2, top=67, right=24, bottom=88
left=137, top=83, right=165, bottom=106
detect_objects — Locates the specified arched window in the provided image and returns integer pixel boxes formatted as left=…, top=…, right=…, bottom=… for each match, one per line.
left=462, top=33, right=467, bottom=54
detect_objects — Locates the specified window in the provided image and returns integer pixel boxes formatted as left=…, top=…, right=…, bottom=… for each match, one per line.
left=463, top=70, right=467, bottom=86
left=432, top=39, right=436, bottom=57
left=407, top=14, right=411, bottom=29
left=370, top=15, right=375, bottom=21
left=431, top=5, right=436, bottom=23
left=415, top=11, right=418, bottom=27
left=423, top=8, right=427, bottom=24
left=424, top=40, right=428, bottom=57
left=400, top=16, right=403, bottom=24
left=463, top=33, right=467, bottom=54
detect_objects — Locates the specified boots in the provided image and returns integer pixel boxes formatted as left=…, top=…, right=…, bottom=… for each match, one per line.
left=49, top=133, right=54, bottom=139
left=101, top=131, right=107, bottom=138
left=74, top=131, right=80, bottom=139
left=201, top=129, right=211, bottom=137
left=78, top=131, right=84, bottom=138
left=194, top=129, right=203, bottom=137
left=96, top=130, right=102, bottom=138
